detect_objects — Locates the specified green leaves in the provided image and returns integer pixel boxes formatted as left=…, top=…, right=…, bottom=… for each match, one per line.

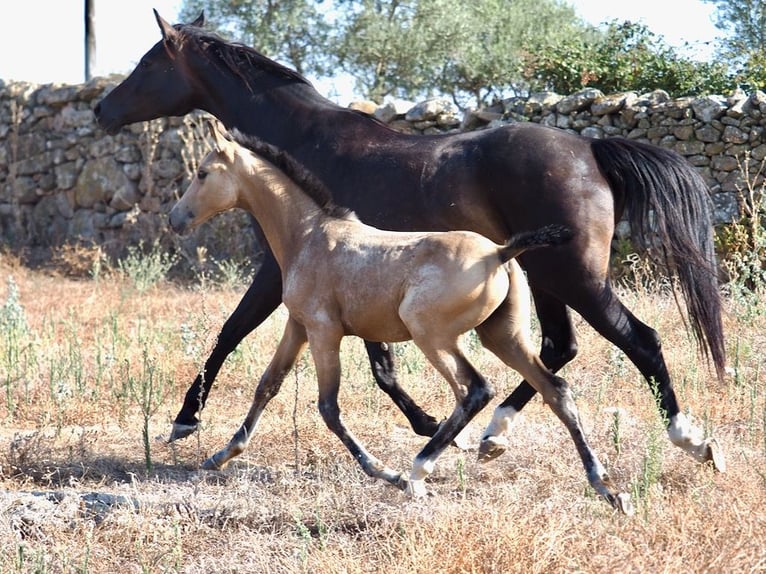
left=176, top=0, right=743, bottom=105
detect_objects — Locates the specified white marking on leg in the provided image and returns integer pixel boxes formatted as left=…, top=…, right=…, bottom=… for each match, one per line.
left=407, top=455, right=436, bottom=497
left=667, top=412, right=726, bottom=471
left=482, top=404, right=518, bottom=439
left=477, top=404, right=518, bottom=462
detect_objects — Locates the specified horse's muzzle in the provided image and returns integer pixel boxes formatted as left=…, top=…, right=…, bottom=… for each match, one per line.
left=93, top=103, right=122, bottom=135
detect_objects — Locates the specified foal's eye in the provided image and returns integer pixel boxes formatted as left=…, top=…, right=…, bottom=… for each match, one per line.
left=197, top=169, right=207, bottom=181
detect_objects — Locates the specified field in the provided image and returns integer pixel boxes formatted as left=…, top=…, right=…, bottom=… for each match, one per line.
left=1, top=250, right=765, bottom=573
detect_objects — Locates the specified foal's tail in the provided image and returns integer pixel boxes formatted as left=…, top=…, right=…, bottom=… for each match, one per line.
left=591, top=137, right=725, bottom=380
left=498, top=224, right=574, bottom=263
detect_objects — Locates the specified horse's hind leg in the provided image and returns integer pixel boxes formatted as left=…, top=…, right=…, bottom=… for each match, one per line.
left=363, top=341, right=441, bottom=437
left=570, top=281, right=724, bottom=471
left=201, top=316, right=308, bottom=470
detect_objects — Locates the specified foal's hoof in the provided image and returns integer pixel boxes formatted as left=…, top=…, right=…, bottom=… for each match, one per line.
left=168, top=422, right=199, bottom=443
left=477, top=436, right=508, bottom=463
left=705, top=438, right=726, bottom=473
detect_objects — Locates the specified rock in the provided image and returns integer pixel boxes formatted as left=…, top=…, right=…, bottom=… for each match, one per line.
left=557, top=88, right=604, bottom=114
left=405, top=97, right=459, bottom=122
left=348, top=100, right=378, bottom=115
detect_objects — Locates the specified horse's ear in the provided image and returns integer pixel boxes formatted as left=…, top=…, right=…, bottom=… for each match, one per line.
left=190, top=11, right=205, bottom=28
left=154, top=9, right=178, bottom=44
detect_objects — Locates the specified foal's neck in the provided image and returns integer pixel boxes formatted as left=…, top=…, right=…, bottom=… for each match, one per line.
left=235, top=154, right=325, bottom=269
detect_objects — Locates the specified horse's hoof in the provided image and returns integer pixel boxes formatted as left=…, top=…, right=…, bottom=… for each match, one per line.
left=705, top=438, right=726, bottom=473
left=477, top=436, right=508, bottom=463
left=168, top=422, right=198, bottom=443
left=405, top=479, right=429, bottom=498
left=614, top=493, right=634, bottom=516
left=200, top=456, right=225, bottom=471
left=451, top=425, right=473, bottom=451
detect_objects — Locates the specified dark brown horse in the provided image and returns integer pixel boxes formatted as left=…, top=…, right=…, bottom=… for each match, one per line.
left=167, top=124, right=636, bottom=512
left=95, top=11, right=725, bottom=471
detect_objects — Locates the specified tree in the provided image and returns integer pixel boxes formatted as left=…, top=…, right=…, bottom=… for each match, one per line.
left=176, top=1, right=732, bottom=107
left=332, top=0, right=588, bottom=105
left=703, top=0, right=766, bottom=90
left=527, top=21, right=732, bottom=97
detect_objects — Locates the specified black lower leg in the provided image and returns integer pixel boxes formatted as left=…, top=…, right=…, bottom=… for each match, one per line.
left=364, top=340, right=440, bottom=436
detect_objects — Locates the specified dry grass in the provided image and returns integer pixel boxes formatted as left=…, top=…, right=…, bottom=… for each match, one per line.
left=1, top=252, right=765, bottom=573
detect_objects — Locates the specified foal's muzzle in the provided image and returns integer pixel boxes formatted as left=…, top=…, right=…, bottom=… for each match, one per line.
left=168, top=208, right=192, bottom=235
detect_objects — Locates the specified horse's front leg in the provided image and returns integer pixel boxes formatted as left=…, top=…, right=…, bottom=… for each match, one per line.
left=311, top=332, right=405, bottom=489
left=202, top=317, right=308, bottom=470
left=363, top=340, right=441, bottom=437
left=171, top=250, right=283, bottom=442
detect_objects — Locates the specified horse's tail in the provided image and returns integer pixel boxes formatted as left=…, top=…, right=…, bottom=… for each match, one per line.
left=498, top=224, right=573, bottom=263
left=591, top=137, right=725, bottom=379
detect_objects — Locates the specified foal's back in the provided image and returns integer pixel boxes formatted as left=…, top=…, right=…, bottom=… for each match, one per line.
left=284, top=217, right=513, bottom=344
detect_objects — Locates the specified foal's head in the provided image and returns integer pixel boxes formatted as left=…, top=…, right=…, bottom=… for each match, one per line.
left=169, top=122, right=245, bottom=234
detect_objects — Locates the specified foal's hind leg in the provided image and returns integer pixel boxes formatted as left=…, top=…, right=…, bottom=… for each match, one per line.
left=480, top=288, right=578, bottom=460
left=475, top=299, right=632, bottom=514
left=201, top=317, right=308, bottom=470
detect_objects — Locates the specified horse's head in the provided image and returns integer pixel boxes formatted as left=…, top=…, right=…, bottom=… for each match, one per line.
left=170, top=121, right=241, bottom=234
left=94, top=10, right=204, bottom=134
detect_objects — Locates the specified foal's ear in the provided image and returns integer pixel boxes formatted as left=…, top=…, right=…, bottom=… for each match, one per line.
left=206, top=120, right=224, bottom=153
left=154, top=10, right=178, bottom=44
left=190, top=11, right=205, bottom=28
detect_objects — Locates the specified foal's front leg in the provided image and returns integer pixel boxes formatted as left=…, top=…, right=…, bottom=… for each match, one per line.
left=310, top=331, right=405, bottom=489
left=202, top=317, right=308, bottom=470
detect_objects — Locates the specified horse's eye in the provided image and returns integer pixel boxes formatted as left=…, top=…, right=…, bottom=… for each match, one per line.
left=197, top=169, right=207, bottom=181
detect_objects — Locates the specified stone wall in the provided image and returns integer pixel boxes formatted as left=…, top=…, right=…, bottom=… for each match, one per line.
left=1, top=78, right=761, bottom=265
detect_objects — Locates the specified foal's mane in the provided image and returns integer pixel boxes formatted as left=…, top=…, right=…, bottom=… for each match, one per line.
left=176, top=23, right=312, bottom=91
left=227, top=129, right=357, bottom=220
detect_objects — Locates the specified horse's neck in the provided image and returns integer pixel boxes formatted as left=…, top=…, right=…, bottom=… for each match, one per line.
left=236, top=158, right=323, bottom=269
left=198, top=68, right=343, bottom=150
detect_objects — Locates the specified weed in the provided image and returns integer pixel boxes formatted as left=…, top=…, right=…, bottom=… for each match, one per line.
left=610, top=408, right=623, bottom=458
left=456, top=454, right=467, bottom=497
left=717, top=152, right=766, bottom=304
left=1, top=276, right=36, bottom=415
left=117, top=240, right=178, bottom=292
left=125, top=341, right=171, bottom=474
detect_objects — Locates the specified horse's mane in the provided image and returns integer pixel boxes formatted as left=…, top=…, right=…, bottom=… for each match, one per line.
left=177, top=23, right=312, bottom=91
left=227, top=129, right=357, bottom=221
